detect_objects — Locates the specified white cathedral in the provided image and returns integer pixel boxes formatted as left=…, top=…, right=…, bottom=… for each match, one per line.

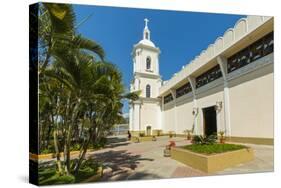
left=129, top=16, right=274, bottom=145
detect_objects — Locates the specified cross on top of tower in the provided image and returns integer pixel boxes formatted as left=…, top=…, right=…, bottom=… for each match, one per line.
left=143, top=18, right=150, bottom=40
left=144, top=18, right=149, bottom=28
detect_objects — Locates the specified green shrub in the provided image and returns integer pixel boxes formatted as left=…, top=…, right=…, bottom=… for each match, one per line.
left=192, top=134, right=217, bottom=145
left=39, top=169, right=75, bottom=185
left=92, top=137, right=107, bottom=149
left=75, top=159, right=100, bottom=182
left=183, top=143, right=246, bottom=154
left=139, top=133, right=145, bottom=137
left=38, top=159, right=101, bottom=185
left=99, top=137, right=107, bottom=147
left=70, top=143, right=81, bottom=151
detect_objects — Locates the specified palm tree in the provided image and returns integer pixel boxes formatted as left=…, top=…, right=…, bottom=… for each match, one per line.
left=38, top=2, right=139, bottom=179
left=38, top=3, right=104, bottom=75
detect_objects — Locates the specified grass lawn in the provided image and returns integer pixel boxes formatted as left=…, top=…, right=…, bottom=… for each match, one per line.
left=38, top=159, right=100, bottom=185
left=182, top=143, right=247, bottom=155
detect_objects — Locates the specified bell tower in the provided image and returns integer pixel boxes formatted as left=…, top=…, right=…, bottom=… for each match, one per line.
left=129, top=18, right=162, bottom=136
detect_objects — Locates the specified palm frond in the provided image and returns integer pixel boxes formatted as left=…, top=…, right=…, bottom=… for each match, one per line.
left=73, top=35, right=105, bottom=60
left=122, top=91, right=140, bottom=101
left=43, top=3, right=76, bottom=35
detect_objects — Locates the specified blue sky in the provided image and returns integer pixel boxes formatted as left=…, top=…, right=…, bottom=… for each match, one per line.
left=73, top=4, right=244, bottom=114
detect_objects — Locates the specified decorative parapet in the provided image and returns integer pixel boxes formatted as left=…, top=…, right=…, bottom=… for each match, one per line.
left=159, top=16, right=273, bottom=96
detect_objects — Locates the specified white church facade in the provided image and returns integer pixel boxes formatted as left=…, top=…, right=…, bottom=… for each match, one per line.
left=129, top=16, right=274, bottom=145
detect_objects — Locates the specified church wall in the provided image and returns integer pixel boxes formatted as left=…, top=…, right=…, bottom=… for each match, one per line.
left=159, top=16, right=273, bottom=96
left=175, top=97, right=194, bottom=134
left=140, top=103, right=160, bottom=132
left=228, top=65, right=273, bottom=139
left=162, top=102, right=176, bottom=133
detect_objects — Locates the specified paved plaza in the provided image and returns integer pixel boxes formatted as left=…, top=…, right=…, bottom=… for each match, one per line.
left=84, top=136, right=274, bottom=181
left=39, top=135, right=273, bottom=181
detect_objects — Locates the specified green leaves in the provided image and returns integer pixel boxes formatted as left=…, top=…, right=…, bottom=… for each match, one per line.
left=43, top=3, right=76, bottom=35
left=39, top=3, right=104, bottom=75
left=122, top=91, right=140, bottom=101
left=192, top=134, right=217, bottom=145
left=73, top=35, right=105, bottom=60
left=38, top=3, right=140, bottom=177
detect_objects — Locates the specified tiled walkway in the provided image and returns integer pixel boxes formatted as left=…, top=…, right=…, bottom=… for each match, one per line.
left=84, top=136, right=273, bottom=181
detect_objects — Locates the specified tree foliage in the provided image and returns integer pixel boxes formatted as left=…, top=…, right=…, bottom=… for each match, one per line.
left=38, top=2, right=138, bottom=178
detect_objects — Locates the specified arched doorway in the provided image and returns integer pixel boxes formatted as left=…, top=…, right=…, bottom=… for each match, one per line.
left=146, top=126, right=152, bottom=136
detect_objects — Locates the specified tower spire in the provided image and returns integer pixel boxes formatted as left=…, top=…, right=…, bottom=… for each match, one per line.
left=143, top=18, right=150, bottom=40
left=144, top=18, right=149, bottom=28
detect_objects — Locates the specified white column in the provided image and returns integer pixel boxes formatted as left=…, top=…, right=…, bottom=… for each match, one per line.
left=217, top=56, right=231, bottom=137
left=188, top=76, right=200, bottom=135
left=157, top=102, right=162, bottom=130
left=161, top=96, right=165, bottom=131
left=133, top=58, right=136, bottom=72
left=170, top=89, right=177, bottom=133
left=133, top=103, right=140, bottom=131
left=156, top=55, right=160, bottom=75
left=129, top=103, right=134, bottom=131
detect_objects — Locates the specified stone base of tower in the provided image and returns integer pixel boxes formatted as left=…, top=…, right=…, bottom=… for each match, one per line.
left=130, top=129, right=163, bottom=137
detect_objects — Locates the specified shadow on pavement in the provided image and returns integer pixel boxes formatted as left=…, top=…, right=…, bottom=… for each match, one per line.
left=105, top=142, right=131, bottom=149
left=90, top=149, right=156, bottom=181
left=106, top=136, right=128, bottom=144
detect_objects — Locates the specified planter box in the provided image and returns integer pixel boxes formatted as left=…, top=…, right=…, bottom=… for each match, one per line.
left=132, top=136, right=156, bottom=142
left=171, top=146, right=254, bottom=173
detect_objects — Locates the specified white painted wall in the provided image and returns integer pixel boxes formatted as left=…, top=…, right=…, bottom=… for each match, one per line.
left=163, top=103, right=175, bottom=133
left=229, top=72, right=274, bottom=138
left=140, top=102, right=161, bottom=131
left=175, top=99, right=194, bottom=134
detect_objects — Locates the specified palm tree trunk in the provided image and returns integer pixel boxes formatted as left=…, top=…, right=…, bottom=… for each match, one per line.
left=74, top=128, right=93, bottom=175
left=64, top=101, right=80, bottom=175
left=52, top=96, right=64, bottom=175
left=45, top=121, right=52, bottom=149
left=53, top=128, right=63, bottom=174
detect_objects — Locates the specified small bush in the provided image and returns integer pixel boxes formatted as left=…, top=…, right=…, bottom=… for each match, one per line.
left=38, top=159, right=101, bottom=185
left=39, top=173, right=75, bottom=185
left=75, top=159, right=100, bottom=182
left=70, top=143, right=81, bottom=151
left=139, top=133, right=145, bottom=137
left=93, top=137, right=107, bottom=149
left=183, top=143, right=246, bottom=154
left=192, top=134, right=217, bottom=145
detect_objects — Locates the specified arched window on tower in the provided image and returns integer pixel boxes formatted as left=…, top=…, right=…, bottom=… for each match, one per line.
left=146, top=84, right=151, bottom=98
left=146, top=57, right=151, bottom=70
left=145, top=32, right=149, bottom=39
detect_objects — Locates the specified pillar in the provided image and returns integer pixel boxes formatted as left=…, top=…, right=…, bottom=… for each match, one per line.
left=217, top=55, right=231, bottom=137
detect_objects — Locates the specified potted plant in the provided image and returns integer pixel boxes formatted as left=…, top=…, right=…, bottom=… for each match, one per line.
left=156, top=130, right=161, bottom=136
left=163, top=141, right=176, bottom=157
left=184, top=129, right=192, bottom=140
left=218, top=130, right=225, bottom=144
left=139, top=132, right=145, bottom=137
left=168, top=131, right=173, bottom=138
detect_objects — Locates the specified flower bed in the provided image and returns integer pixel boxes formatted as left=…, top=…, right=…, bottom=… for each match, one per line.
left=171, top=143, right=254, bottom=173
left=183, top=143, right=246, bottom=154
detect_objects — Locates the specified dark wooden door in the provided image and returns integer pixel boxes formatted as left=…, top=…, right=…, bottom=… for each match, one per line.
left=203, top=106, right=217, bottom=136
